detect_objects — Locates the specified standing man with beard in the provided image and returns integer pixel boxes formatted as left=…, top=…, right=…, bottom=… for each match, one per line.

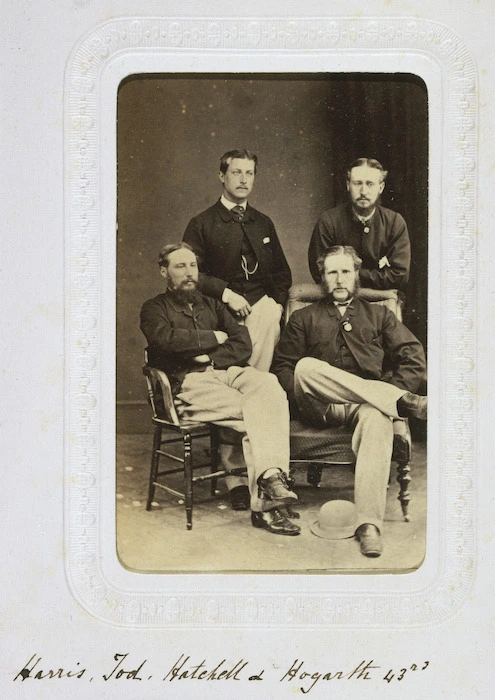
left=308, top=158, right=410, bottom=302
left=140, top=242, right=301, bottom=536
left=272, top=246, right=427, bottom=556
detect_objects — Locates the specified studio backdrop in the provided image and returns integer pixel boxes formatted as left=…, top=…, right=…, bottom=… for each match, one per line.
left=116, top=73, right=428, bottom=432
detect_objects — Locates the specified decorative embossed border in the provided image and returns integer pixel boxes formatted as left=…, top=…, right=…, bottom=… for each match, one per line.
left=65, top=17, right=476, bottom=627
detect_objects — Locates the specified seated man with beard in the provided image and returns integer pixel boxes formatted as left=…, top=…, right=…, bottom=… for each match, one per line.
left=140, top=242, right=300, bottom=536
left=272, top=245, right=427, bottom=556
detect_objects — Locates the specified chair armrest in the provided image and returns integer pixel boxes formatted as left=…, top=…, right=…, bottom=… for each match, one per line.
left=288, top=283, right=324, bottom=302
left=288, top=284, right=398, bottom=303
left=357, top=287, right=398, bottom=302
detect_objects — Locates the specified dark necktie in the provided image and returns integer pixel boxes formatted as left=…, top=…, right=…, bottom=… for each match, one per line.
left=232, top=205, right=245, bottom=222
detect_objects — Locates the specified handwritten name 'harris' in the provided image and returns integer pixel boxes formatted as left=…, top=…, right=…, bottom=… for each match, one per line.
left=14, top=653, right=430, bottom=693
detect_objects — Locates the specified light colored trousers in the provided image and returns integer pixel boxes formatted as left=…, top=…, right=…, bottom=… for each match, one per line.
left=294, top=357, right=408, bottom=532
left=240, top=294, right=283, bottom=372
left=175, top=365, right=290, bottom=512
left=223, top=294, right=283, bottom=491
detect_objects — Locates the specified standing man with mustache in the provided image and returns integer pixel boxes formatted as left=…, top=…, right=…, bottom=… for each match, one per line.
left=308, top=158, right=410, bottom=301
left=183, top=149, right=292, bottom=372
left=183, top=149, right=292, bottom=511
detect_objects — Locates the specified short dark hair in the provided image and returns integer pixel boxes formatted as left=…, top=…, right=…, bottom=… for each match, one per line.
left=346, top=157, right=388, bottom=183
left=316, top=245, right=363, bottom=278
left=158, top=241, right=194, bottom=269
left=219, top=149, right=258, bottom=174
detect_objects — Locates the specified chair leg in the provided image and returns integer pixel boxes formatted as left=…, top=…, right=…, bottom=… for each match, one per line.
left=183, top=432, right=193, bottom=530
left=146, top=425, right=162, bottom=510
left=210, top=426, right=219, bottom=496
left=396, top=460, right=411, bottom=522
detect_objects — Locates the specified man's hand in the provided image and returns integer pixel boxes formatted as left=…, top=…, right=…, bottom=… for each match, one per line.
left=192, top=331, right=227, bottom=362
left=213, top=330, right=228, bottom=344
left=226, top=291, right=252, bottom=318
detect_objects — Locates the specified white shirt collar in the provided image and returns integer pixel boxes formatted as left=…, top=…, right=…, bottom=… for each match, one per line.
left=221, top=194, right=247, bottom=211
left=355, top=208, right=376, bottom=224
left=333, top=298, right=353, bottom=315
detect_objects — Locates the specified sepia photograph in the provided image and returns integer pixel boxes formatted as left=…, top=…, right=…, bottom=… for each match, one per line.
left=4, top=4, right=494, bottom=696
left=115, top=72, right=428, bottom=573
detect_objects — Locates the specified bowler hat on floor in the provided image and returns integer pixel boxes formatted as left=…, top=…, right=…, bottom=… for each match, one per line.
left=310, top=499, right=356, bottom=539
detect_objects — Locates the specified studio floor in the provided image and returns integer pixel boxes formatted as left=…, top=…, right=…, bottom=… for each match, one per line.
left=116, top=432, right=426, bottom=576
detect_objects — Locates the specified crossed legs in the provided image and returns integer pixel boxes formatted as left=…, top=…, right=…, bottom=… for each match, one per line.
left=175, top=365, right=291, bottom=512
left=294, top=357, right=404, bottom=534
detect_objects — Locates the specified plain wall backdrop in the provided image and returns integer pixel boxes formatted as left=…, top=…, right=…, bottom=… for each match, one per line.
left=116, top=73, right=428, bottom=429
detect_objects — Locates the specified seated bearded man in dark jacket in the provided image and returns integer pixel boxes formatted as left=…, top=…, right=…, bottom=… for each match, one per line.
left=140, top=242, right=300, bottom=536
left=272, top=245, right=427, bottom=556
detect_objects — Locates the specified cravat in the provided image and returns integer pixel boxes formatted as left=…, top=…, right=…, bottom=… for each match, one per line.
left=232, top=205, right=245, bottom=222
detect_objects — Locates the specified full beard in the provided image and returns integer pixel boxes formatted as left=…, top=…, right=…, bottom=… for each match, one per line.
left=167, top=282, right=201, bottom=305
left=352, top=196, right=379, bottom=218
left=354, top=203, right=373, bottom=217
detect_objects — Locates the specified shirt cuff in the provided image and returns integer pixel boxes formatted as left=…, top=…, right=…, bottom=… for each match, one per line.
left=222, top=288, right=233, bottom=303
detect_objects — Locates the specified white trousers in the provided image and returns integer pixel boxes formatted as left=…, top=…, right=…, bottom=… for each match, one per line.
left=175, top=365, right=290, bottom=512
left=224, top=294, right=283, bottom=490
left=294, top=357, right=408, bottom=531
left=240, top=294, right=283, bottom=372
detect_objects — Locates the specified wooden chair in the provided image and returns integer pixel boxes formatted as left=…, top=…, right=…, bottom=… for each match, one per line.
left=286, top=283, right=412, bottom=521
left=143, top=361, right=246, bottom=530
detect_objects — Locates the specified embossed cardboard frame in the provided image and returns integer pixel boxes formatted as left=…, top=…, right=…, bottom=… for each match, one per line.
left=65, top=17, right=475, bottom=627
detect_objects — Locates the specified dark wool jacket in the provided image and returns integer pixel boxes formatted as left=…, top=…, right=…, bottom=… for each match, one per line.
left=183, top=199, right=292, bottom=308
left=271, top=296, right=426, bottom=408
left=140, top=291, right=252, bottom=396
left=308, top=202, right=411, bottom=291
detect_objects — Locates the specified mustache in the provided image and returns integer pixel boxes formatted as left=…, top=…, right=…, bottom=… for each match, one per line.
left=167, top=279, right=197, bottom=290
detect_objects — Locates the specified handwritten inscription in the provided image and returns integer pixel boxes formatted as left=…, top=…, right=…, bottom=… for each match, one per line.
left=281, top=659, right=380, bottom=693
left=103, top=653, right=147, bottom=681
left=281, top=658, right=430, bottom=693
left=13, top=652, right=430, bottom=692
left=163, top=654, right=250, bottom=681
left=14, top=655, right=87, bottom=682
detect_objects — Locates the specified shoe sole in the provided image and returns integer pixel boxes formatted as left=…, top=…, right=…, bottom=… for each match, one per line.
left=358, top=540, right=383, bottom=557
left=251, top=519, right=301, bottom=536
left=360, top=548, right=382, bottom=557
left=356, top=533, right=383, bottom=557
left=258, top=488, right=298, bottom=505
